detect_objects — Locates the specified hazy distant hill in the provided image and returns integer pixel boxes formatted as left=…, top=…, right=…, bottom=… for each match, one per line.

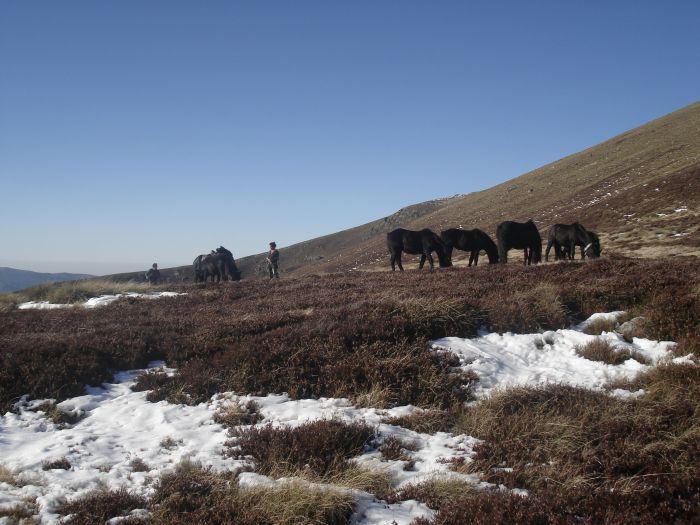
left=107, top=100, right=700, bottom=282
left=0, top=267, right=94, bottom=293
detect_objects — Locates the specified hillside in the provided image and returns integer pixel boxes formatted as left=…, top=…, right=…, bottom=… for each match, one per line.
left=2, top=258, right=699, bottom=523
left=107, top=101, right=699, bottom=283
left=275, top=100, right=700, bottom=276
left=0, top=267, right=94, bottom=293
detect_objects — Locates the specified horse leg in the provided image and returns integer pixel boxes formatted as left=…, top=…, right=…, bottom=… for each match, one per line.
left=390, top=252, right=396, bottom=271
left=545, top=240, right=553, bottom=262
left=568, top=242, right=575, bottom=260
left=523, top=249, right=528, bottom=266
left=419, top=254, right=426, bottom=269
left=473, top=251, right=480, bottom=266
left=426, top=252, right=435, bottom=271
left=499, top=246, right=507, bottom=264
left=397, top=253, right=404, bottom=271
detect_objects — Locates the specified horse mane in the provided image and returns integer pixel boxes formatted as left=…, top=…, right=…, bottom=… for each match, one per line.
left=215, top=246, right=234, bottom=258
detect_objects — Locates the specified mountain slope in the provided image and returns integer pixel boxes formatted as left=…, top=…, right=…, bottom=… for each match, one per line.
left=109, top=100, right=700, bottom=282
left=233, top=100, right=699, bottom=276
left=0, top=267, right=94, bottom=293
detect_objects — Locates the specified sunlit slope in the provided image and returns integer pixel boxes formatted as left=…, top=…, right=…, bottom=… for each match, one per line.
left=260, top=100, right=700, bottom=276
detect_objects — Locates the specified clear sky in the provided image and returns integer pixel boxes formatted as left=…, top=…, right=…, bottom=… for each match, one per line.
left=2, top=1, right=699, bottom=275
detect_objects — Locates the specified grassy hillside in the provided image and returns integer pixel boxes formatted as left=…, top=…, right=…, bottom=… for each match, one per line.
left=288, top=100, right=700, bottom=275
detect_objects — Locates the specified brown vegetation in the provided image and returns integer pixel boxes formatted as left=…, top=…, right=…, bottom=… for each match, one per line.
left=2, top=255, right=699, bottom=523
left=2, top=257, right=699, bottom=416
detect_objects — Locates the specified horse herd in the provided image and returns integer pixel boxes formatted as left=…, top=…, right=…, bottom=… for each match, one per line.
left=387, top=220, right=601, bottom=271
left=190, top=221, right=600, bottom=282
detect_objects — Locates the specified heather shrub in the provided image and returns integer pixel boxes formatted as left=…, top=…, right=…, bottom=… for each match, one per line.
left=3, top=257, right=698, bottom=414
left=229, top=419, right=376, bottom=478
left=645, top=291, right=699, bottom=341
left=58, top=487, right=148, bottom=525
left=379, top=435, right=418, bottom=461
left=42, top=457, right=71, bottom=471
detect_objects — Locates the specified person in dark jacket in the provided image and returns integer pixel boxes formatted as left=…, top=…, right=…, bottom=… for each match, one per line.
left=266, top=242, right=279, bottom=278
left=145, top=263, right=161, bottom=284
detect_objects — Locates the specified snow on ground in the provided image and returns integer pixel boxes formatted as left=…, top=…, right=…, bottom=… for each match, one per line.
left=17, top=292, right=184, bottom=310
left=432, top=312, right=677, bottom=398
left=0, top=312, right=691, bottom=524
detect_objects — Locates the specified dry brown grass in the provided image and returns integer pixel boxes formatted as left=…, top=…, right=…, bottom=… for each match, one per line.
left=144, top=460, right=356, bottom=525
left=213, top=399, right=263, bottom=428
left=575, top=338, right=649, bottom=365
left=0, top=464, right=18, bottom=486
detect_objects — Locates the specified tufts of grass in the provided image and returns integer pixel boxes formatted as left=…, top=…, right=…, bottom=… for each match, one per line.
left=241, top=481, right=355, bottom=525
left=228, top=419, right=376, bottom=479
left=395, top=298, right=484, bottom=339
left=486, top=282, right=568, bottom=333
left=384, top=408, right=458, bottom=434
left=159, top=437, right=183, bottom=451
left=451, top=369, right=700, bottom=522
left=31, top=401, right=82, bottom=427
left=575, top=338, right=649, bottom=365
left=148, top=461, right=355, bottom=525
left=387, top=478, right=477, bottom=510
left=15, top=279, right=158, bottom=305
left=351, top=383, right=394, bottom=408
left=213, top=399, right=263, bottom=428
left=0, top=500, right=40, bottom=524
left=582, top=316, right=620, bottom=335
left=129, top=457, right=150, bottom=473
left=57, top=487, right=148, bottom=525
left=41, top=457, right=71, bottom=471
left=576, top=337, right=632, bottom=365
left=0, top=464, right=18, bottom=486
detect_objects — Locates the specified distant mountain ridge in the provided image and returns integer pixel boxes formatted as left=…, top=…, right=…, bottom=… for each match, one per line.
left=0, top=267, right=94, bottom=293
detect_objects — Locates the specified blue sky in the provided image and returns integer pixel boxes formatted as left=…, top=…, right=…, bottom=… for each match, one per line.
left=1, top=1, right=699, bottom=274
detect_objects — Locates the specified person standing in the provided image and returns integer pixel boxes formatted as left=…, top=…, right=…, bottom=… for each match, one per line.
left=145, top=263, right=161, bottom=284
left=266, top=242, right=280, bottom=278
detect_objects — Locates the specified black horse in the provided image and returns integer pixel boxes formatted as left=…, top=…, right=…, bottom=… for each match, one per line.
left=496, top=220, right=542, bottom=265
left=440, top=228, right=499, bottom=265
left=545, top=223, right=601, bottom=261
left=387, top=228, right=452, bottom=271
left=194, top=246, right=241, bottom=282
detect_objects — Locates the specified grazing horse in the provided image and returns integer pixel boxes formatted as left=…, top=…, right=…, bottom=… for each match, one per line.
left=545, top=223, right=601, bottom=261
left=440, top=228, right=499, bottom=265
left=193, top=246, right=241, bottom=282
left=387, top=228, right=452, bottom=271
left=496, top=220, right=542, bottom=265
